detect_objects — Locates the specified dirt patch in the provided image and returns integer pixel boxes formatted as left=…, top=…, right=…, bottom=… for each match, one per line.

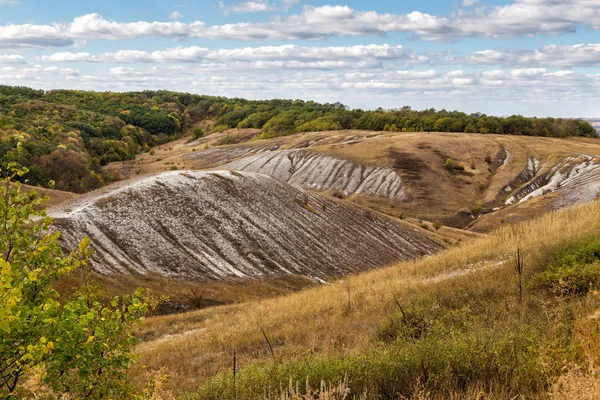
left=388, top=149, right=428, bottom=181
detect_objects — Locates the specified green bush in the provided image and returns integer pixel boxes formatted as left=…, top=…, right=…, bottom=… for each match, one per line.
left=445, top=158, right=456, bottom=171
left=192, top=127, right=204, bottom=140
left=537, top=236, right=600, bottom=296
left=211, top=124, right=229, bottom=133
left=215, top=134, right=240, bottom=146
left=0, top=167, right=149, bottom=398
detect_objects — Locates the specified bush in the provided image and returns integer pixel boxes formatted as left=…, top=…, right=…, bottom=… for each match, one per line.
left=215, top=134, right=241, bottom=146
left=211, top=124, right=229, bottom=133
left=537, top=236, right=600, bottom=296
left=0, top=166, right=149, bottom=398
left=445, top=158, right=455, bottom=171
left=192, top=127, right=204, bottom=140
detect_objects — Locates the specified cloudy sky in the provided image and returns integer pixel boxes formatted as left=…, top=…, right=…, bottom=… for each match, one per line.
left=1, top=0, right=600, bottom=117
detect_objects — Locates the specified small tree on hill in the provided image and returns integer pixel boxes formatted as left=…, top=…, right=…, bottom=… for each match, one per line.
left=0, top=163, right=149, bottom=399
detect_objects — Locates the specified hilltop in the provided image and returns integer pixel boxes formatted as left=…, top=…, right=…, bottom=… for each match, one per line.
left=0, top=86, right=595, bottom=193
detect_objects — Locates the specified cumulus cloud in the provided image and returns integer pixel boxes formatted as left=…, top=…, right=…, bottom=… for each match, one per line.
left=0, top=54, right=25, bottom=64
left=169, top=11, right=183, bottom=20
left=2, top=61, right=598, bottom=116
left=2, top=2, right=600, bottom=48
left=38, top=41, right=600, bottom=70
left=38, top=44, right=427, bottom=70
left=219, top=1, right=274, bottom=15
left=465, top=44, right=600, bottom=68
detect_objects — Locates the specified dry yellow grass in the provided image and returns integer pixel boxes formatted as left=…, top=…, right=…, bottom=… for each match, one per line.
left=136, top=197, right=600, bottom=395
left=21, top=183, right=80, bottom=209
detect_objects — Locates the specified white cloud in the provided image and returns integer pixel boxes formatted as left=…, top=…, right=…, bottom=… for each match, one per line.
left=169, top=11, right=183, bottom=20
left=2, top=62, right=599, bottom=116
left=219, top=0, right=303, bottom=14
left=465, top=44, right=600, bottom=68
left=219, top=1, right=274, bottom=15
left=0, top=0, right=19, bottom=5
left=38, top=44, right=427, bottom=70
left=2, top=2, right=600, bottom=48
left=0, top=54, right=25, bottom=64
left=39, top=41, right=600, bottom=71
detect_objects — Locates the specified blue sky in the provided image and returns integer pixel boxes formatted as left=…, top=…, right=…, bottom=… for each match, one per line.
left=1, top=0, right=600, bottom=117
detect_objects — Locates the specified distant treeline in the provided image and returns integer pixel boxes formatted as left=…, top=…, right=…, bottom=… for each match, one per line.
left=0, top=85, right=596, bottom=192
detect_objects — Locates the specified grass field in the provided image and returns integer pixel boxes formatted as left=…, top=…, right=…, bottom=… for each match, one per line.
left=134, top=196, right=600, bottom=398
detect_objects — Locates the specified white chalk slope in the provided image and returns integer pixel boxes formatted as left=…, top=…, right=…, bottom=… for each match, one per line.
left=49, top=171, right=439, bottom=281
left=503, top=155, right=600, bottom=208
left=222, top=150, right=409, bottom=200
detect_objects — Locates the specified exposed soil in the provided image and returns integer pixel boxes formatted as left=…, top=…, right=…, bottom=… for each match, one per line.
left=49, top=170, right=441, bottom=282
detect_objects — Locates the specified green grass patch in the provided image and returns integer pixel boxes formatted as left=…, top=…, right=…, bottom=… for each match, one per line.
left=537, top=235, right=600, bottom=296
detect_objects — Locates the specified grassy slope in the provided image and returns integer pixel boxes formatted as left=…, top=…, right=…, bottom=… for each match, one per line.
left=135, top=197, right=600, bottom=396
left=108, top=130, right=600, bottom=233
left=20, top=184, right=80, bottom=209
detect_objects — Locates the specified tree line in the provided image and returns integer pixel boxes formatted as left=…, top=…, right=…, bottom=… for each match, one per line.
left=0, top=85, right=596, bottom=193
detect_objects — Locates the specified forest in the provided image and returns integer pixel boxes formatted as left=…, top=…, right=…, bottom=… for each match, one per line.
left=0, top=85, right=596, bottom=192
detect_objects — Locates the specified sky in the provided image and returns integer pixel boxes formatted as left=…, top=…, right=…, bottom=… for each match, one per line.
left=0, top=0, right=600, bottom=117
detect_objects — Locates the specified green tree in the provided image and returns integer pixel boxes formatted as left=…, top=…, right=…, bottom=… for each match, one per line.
left=0, top=164, right=149, bottom=399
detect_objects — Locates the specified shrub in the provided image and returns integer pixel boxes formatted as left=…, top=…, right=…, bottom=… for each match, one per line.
left=433, top=221, right=442, bottom=230
left=331, top=190, right=345, bottom=199
left=471, top=201, right=483, bottom=215
left=215, top=134, right=240, bottom=146
left=537, top=236, right=600, bottom=296
left=445, top=158, right=455, bottom=171
left=211, top=124, right=229, bottom=133
left=0, top=166, right=149, bottom=398
left=192, top=127, right=204, bottom=140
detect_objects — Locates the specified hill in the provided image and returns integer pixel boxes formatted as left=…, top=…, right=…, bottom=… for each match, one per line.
left=134, top=194, right=600, bottom=399
left=49, top=170, right=440, bottom=281
left=110, top=129, right=600, bottom=233
left=1, top=85, right=595, bottom=193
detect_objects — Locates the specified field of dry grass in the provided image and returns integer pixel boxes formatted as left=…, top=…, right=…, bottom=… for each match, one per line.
left=135, top=197, right=600, bottom=397
left=21, top=183, right=80, bottom=209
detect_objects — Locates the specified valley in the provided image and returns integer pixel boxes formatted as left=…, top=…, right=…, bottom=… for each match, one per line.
left=3, top=90, right=600, bottom=399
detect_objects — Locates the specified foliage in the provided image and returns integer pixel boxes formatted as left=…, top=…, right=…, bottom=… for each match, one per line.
left=192, top=127, right=204, bottom=140
left=537, top=235, right=600, bottom=296
left=0, top=85, right=596, bottom=193
left=0, top=165, right=148, bottom=398
left=445, top=158, right=456, bottom=171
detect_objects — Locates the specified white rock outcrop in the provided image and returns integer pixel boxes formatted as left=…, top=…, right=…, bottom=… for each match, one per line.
left=49, top=171, right=438, bottom=281
left=222, top=150, right=409, bottom=200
